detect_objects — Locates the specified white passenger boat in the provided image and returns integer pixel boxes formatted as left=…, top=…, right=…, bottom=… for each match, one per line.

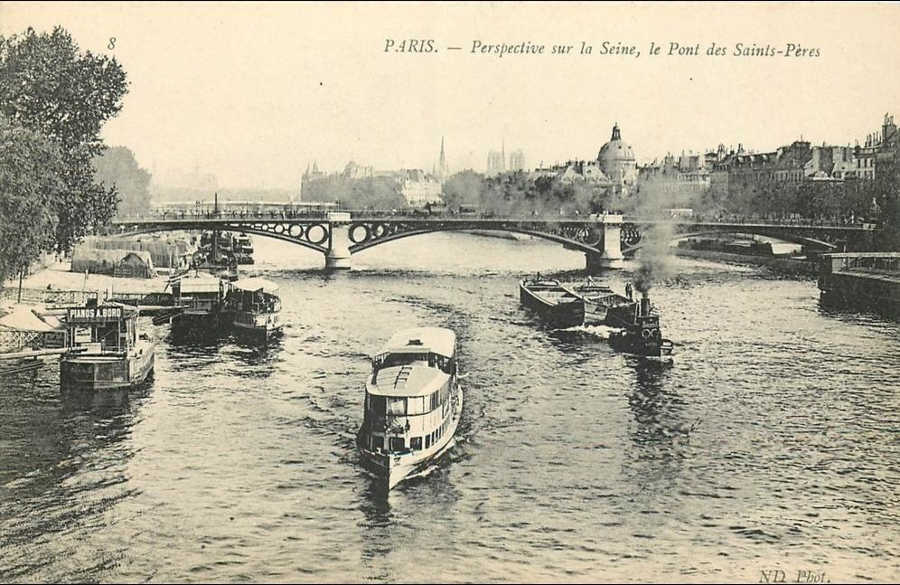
left=357, top=327, right=463, bottom=491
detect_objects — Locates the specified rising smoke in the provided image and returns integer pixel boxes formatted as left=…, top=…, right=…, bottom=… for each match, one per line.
left=631, top=191, right=676, bottom=293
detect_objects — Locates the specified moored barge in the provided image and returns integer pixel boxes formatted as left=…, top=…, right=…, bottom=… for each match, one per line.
left=519, top=277, right=584, bottom=328
left=60, top=302, right=156, bottom=390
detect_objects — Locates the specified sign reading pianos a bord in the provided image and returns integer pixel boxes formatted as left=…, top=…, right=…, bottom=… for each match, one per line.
left=66, top=306, right=123, bottom=323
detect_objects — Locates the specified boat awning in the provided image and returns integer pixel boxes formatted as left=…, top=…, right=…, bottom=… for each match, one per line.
left=0, top=307, right=59, bottom=332
left=378, top=327, right=456, bottom=358
left=232, top=278, right=279, bottom=293
left=367, top=364, right=448, bottom=397
left=180, top=279, right=222, bottom=294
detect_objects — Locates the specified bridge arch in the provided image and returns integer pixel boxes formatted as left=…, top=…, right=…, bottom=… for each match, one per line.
left=113, top=224, right=329, bottom=254
left=621, top=227, right=838, bottom=256
left=348, top=224, right=604, bottom=256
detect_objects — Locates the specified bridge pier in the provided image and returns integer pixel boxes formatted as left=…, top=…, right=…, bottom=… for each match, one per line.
left=585, top=214, right=625, bottom=272
left=325, top=212, right=352, bottom=270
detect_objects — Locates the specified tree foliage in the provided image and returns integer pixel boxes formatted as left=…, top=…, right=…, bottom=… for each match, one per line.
left=94, top=146, right=152, bottom=216
left=871, top=153, right=900, bottom=250
left=0, top=115, right=65, bottom=283
left=0, top=26, right=128, bottom=252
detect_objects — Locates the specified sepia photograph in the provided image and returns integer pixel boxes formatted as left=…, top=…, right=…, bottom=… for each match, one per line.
left=0, top=2, right=898, bottom=583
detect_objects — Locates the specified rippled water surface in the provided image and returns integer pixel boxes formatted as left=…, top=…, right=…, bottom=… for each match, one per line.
left=1, top=234, right=898, bottom=583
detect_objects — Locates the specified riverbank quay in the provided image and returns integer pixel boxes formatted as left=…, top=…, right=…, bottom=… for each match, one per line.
left=672, top=247, right=818, bottom=277
left=818, top=252, right=900, bottom=318
left=0, top=264, right=182, bottom=353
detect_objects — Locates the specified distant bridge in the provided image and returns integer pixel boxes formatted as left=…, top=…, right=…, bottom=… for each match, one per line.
left=109, top=212, right=878, bottom=270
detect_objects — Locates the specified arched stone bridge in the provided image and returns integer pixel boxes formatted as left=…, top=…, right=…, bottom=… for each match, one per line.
left=109, top=213, right=877, bottom=271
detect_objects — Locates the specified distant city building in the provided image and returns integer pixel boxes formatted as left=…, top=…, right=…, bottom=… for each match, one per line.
left=508, top=149, right=526, bottom=171
left=300, top=160, right=443, bottom=207
left=398, top=169, right=443, bottom=206
left=342, top=161, right=375, bottom=179
left=705, top=113, right=900, bottom=205
left=637, top=150, right=710, bottom=205
left=597, top=123, right=638, bottom=196
left=522, top=124, right=640, bottom=196
left=488, top=143, right=526, bottom=175
left=435, top=137, right=449, bottom=182
left=486, top=147, right=506, bottom=176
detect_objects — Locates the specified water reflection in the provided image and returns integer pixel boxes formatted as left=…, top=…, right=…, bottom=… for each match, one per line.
left=1, top=380, right=144, bottom=582
left=621, top=361, right=691, bottom=510
left=627, top=361, right=688, bottom=453
left=227, top=337, right=284, bottom=369
left=357, top=460, right=463, bottom=583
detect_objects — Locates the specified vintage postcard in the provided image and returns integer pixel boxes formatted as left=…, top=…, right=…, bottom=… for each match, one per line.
left=0, top=2, right=898, bottom=583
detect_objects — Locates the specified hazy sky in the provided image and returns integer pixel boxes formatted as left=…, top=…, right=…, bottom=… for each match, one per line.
left=2, top=2, right=899, bottom=189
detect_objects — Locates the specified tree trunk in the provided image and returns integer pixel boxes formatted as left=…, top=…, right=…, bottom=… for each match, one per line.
left=17, top=267, right=24, bottom=304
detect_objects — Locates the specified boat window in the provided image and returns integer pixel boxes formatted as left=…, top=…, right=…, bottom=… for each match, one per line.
left=371, top=435, right=384, bottom=450
left=410, top=437, right=422, bottom=451
left=389, top=437, right=405, bottom=451
left=369, top=395, right=386, bottom=416
left=387, top=397, right=406, bottom=416
left=425, top=434, right=431, bottom=449
left=408, top=396, right=426, bottom=415
left=429, top=391, right=438, bottom=411
left=376, top=352, right=429, bottom=371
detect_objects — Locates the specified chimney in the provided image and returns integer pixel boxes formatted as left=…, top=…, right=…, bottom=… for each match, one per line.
left=640, top=291, right=651, bottom=318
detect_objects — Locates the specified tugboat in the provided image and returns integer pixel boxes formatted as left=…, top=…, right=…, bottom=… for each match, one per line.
left=357, top=327, right=463, bottom=491
left=519, top=275, right=584, bottom=328
left=228, top=278, right=283, bottom=343
left=60, top=301, right=156, bottom=390
left=608, top=290, right=674, bottom=362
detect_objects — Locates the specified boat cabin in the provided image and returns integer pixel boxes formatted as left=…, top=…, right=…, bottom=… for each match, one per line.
left=230, top=278, right=281, bottom=314
left=65, top=302, right=139, bottom=353
left=174, top=279, right=227, bottom=314
left=363, top=327, right=458, bottom=454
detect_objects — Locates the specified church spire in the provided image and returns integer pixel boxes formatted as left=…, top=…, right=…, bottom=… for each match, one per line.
left=438, top=136, right=448, bottom=179
left=611, top=123, right=621, bottom=141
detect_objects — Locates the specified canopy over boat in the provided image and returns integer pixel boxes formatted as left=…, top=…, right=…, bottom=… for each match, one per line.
left=179, top=278, right=223, bottom=294
left=367, top=364, right=447, bottom=397
left=378, top=327, right=456, bottom=359
left=232, top=278, right=279, bottom=293
left=0, top=306, right=59, bottom=332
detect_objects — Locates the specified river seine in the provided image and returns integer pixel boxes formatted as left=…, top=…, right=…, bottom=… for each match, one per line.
left=1, top=233, right=898, bottom=583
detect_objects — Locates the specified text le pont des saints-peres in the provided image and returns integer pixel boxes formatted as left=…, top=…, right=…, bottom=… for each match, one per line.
left=383, top=39, right=821, bottom=58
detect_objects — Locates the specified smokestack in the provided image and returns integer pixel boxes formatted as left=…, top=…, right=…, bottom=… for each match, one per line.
left=640, top=291, right=650, bottom=318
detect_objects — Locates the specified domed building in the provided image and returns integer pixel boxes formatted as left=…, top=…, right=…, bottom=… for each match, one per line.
left=597, top=123, right=637, bottom=195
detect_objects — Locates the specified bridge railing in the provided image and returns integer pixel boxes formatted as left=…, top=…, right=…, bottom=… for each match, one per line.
left=0, top=288, right=99, bottom=306
left=110, top=211, right=879, bottom=231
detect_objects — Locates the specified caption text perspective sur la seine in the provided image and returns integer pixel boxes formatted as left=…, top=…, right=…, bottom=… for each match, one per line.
left=383, top=39, right=822, bottom=59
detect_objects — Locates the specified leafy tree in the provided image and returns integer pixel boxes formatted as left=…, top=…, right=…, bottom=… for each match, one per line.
left=0, top=26, right=128, bottom=252
left=94, top=146, right=152, bottom=217
left=871, top=152, right=900, bottom=250
left=0, top=115, right=65, bottom=284
left=441, top=170, right=483, bottom=210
